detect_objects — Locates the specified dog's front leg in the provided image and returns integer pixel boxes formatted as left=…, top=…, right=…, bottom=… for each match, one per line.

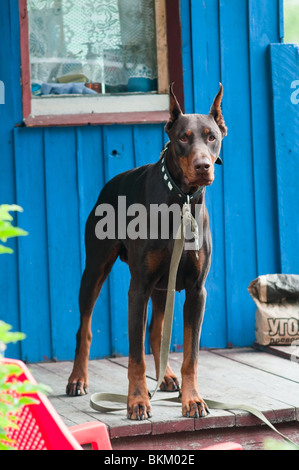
left=127, top=280, right=152, bottom=420
left=180, top=285, right=209, bottom=418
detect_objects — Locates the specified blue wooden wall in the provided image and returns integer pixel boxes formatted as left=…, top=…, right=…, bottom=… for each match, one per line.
left=270, top=43, right=299, bottom=274
left=1, top=0, right=296, bottom=362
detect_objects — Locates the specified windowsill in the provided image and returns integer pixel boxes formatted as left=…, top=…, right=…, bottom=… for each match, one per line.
left=20, top=93, right=169, bottom=127
left=21, top=110, right=170, bottom=127
left=31, top=93, right=169, bottom=115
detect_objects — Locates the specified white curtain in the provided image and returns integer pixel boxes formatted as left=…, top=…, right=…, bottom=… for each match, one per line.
left=28, top=0, right=158, bottom=93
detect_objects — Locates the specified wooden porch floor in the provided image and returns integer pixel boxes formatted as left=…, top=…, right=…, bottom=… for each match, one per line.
left=28, top=347, right=299, bottom=450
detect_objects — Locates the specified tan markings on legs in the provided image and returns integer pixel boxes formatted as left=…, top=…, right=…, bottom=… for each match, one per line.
left=67, top=245, right=121, bottom=396
left=127, top=357, right=152, bottom=420
left=67, top=315, right=92, bottom=396
left=180, top=326, right=208, bottom=418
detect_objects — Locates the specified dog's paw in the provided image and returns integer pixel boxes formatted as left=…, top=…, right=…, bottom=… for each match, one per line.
left=159, top=364, right=180, bottom=392
left=66, top=372, right=88, bottom=396
left=66, top=379, right=88, bottom=396
left=180, top=392, right=209, bottom=418
left=127, top=397, right=152, bottom=420
left=160, top=374, right=180, bottom=392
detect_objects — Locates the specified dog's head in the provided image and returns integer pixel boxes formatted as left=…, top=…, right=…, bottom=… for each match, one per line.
left=165, top=84, right=227, bottom=191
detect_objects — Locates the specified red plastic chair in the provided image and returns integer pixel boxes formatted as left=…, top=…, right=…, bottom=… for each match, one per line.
left=2, top=358, right=112, bottom=450
left=202, top=442, right=243, bottom=450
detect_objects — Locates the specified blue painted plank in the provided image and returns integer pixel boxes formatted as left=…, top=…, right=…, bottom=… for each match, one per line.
left=102, top=125, right=135, bottom=356
left=180, top=0, right=194, bottom=114
left=219, top=0, right=257, bottom=346
left=76, top=126, right=111, bottom=358
left=0, top=0, right=22, bottom=358
left=13, top=128, right=52, bottom=362
left=278, top=0, right=284, bottom=42
left=190, top=0, right=227, bottom=348
left=271, top=44, right=299, bottom=274
left=190, top=0, right=221, bottom=112
left=44, top=127, right=82, bottom=360
left=203, top=170, right=227, bottom=348
left=133, top=124, right=164, bottom=167
left=248, top=0, right=281, bottom=275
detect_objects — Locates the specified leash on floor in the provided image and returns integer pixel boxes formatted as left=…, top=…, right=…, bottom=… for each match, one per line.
left=90, top=199, right=299, bottom=449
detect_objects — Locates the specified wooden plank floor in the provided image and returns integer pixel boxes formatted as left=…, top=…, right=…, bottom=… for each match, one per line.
left=28, top=347, right=299, bottom=450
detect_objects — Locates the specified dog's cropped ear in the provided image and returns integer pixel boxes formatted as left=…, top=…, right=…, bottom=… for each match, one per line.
left=209, top=83, right=227, bottom=138
left=165, top=83, right=183, bottom=134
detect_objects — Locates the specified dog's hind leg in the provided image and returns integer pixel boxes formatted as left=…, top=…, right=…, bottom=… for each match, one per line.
left=66, top=242, right=121, bottom=396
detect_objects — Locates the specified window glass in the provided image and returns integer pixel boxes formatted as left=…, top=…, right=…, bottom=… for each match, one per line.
left=28, top=0, right=158, bottom=97
left=284, top=0, right=299, bottom=43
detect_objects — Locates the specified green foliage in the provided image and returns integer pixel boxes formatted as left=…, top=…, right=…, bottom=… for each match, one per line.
left=284, top=0, right=299, bottom=43
left=264, top=438, right=299, bottom=451
left=0, top=321, right=26, bottom=346
left=0, top=323, right=52, bottom=449
left=0, top=204, right=28, bottom=254
left=0, top=205, right=49, bottom=448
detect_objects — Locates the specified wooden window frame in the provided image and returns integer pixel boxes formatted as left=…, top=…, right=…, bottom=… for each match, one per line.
left=18, top=0, right=184, bottom=127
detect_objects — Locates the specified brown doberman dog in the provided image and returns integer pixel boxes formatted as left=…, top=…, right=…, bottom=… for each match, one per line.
left=66, top=84, right=227, bottom=420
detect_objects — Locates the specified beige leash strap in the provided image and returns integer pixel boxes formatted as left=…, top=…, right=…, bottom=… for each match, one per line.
left=204, top=400, right=299, bottom=448
left=90, top=395, right=299, bottom=448
left=150, top=221, right=185, bottom=399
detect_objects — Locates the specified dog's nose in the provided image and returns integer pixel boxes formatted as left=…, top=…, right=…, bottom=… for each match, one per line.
left=193, top=158, right=211, bottom=173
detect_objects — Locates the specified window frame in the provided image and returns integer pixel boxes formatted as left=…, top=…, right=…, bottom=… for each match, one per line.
left=18, top=0, right=184, bottom=127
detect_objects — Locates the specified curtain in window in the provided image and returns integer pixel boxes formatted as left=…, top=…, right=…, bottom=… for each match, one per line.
left=28, top=0, right=158, bottom=94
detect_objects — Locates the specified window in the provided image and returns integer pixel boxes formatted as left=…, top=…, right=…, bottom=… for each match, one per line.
left=19, top=0, right=183, bottom=126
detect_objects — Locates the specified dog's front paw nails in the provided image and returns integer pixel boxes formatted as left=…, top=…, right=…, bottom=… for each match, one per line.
left=127, top=397, right=152, bottom=420
left=66, top=380, right=88, bottom=396
left=181, top=393, right=209, bottom=418
left=160, top=375, right=180, bottom=392
left=159, top=365, right=180, bottom=392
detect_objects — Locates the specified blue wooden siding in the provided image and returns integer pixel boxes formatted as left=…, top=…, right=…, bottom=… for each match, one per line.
left=270, top=43, right=299, bottom=274
left=181, top=0, right=282, bottom=348
left=0, top=0, right=23, bottom=360
left=0, top=0, right=295, bottom=362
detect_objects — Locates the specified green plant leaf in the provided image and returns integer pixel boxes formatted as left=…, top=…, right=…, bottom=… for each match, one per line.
left=0, top=321, right=26, bottom=344
left=264, top=438, right=299, bottom=451
left=0, top=321, right=51, bottom=449
left=13, top=380, right=51, bottom=395
left=0, top=364, right=23, bottom=377
left=0, top=392, right=14, bottom=402
left=0, top=221, right=28, bottom=242
left=0, top=205, right=28, bottom=255
left=17, top=396, right=40, bottom=406
left=0, top=415, right=18, bottom=429
left=0, top=244, right=13, bottom=254
left=0, top=434, right=16, bottom=445
left=0, top=440, right=15, bottom=450
left=0, top=205, right=24, bottom=221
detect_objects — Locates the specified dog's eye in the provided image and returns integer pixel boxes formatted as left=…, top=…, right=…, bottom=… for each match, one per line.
left=208, top=134, right=216, bottom=142
left=179, top=134, right=188, bottom=143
